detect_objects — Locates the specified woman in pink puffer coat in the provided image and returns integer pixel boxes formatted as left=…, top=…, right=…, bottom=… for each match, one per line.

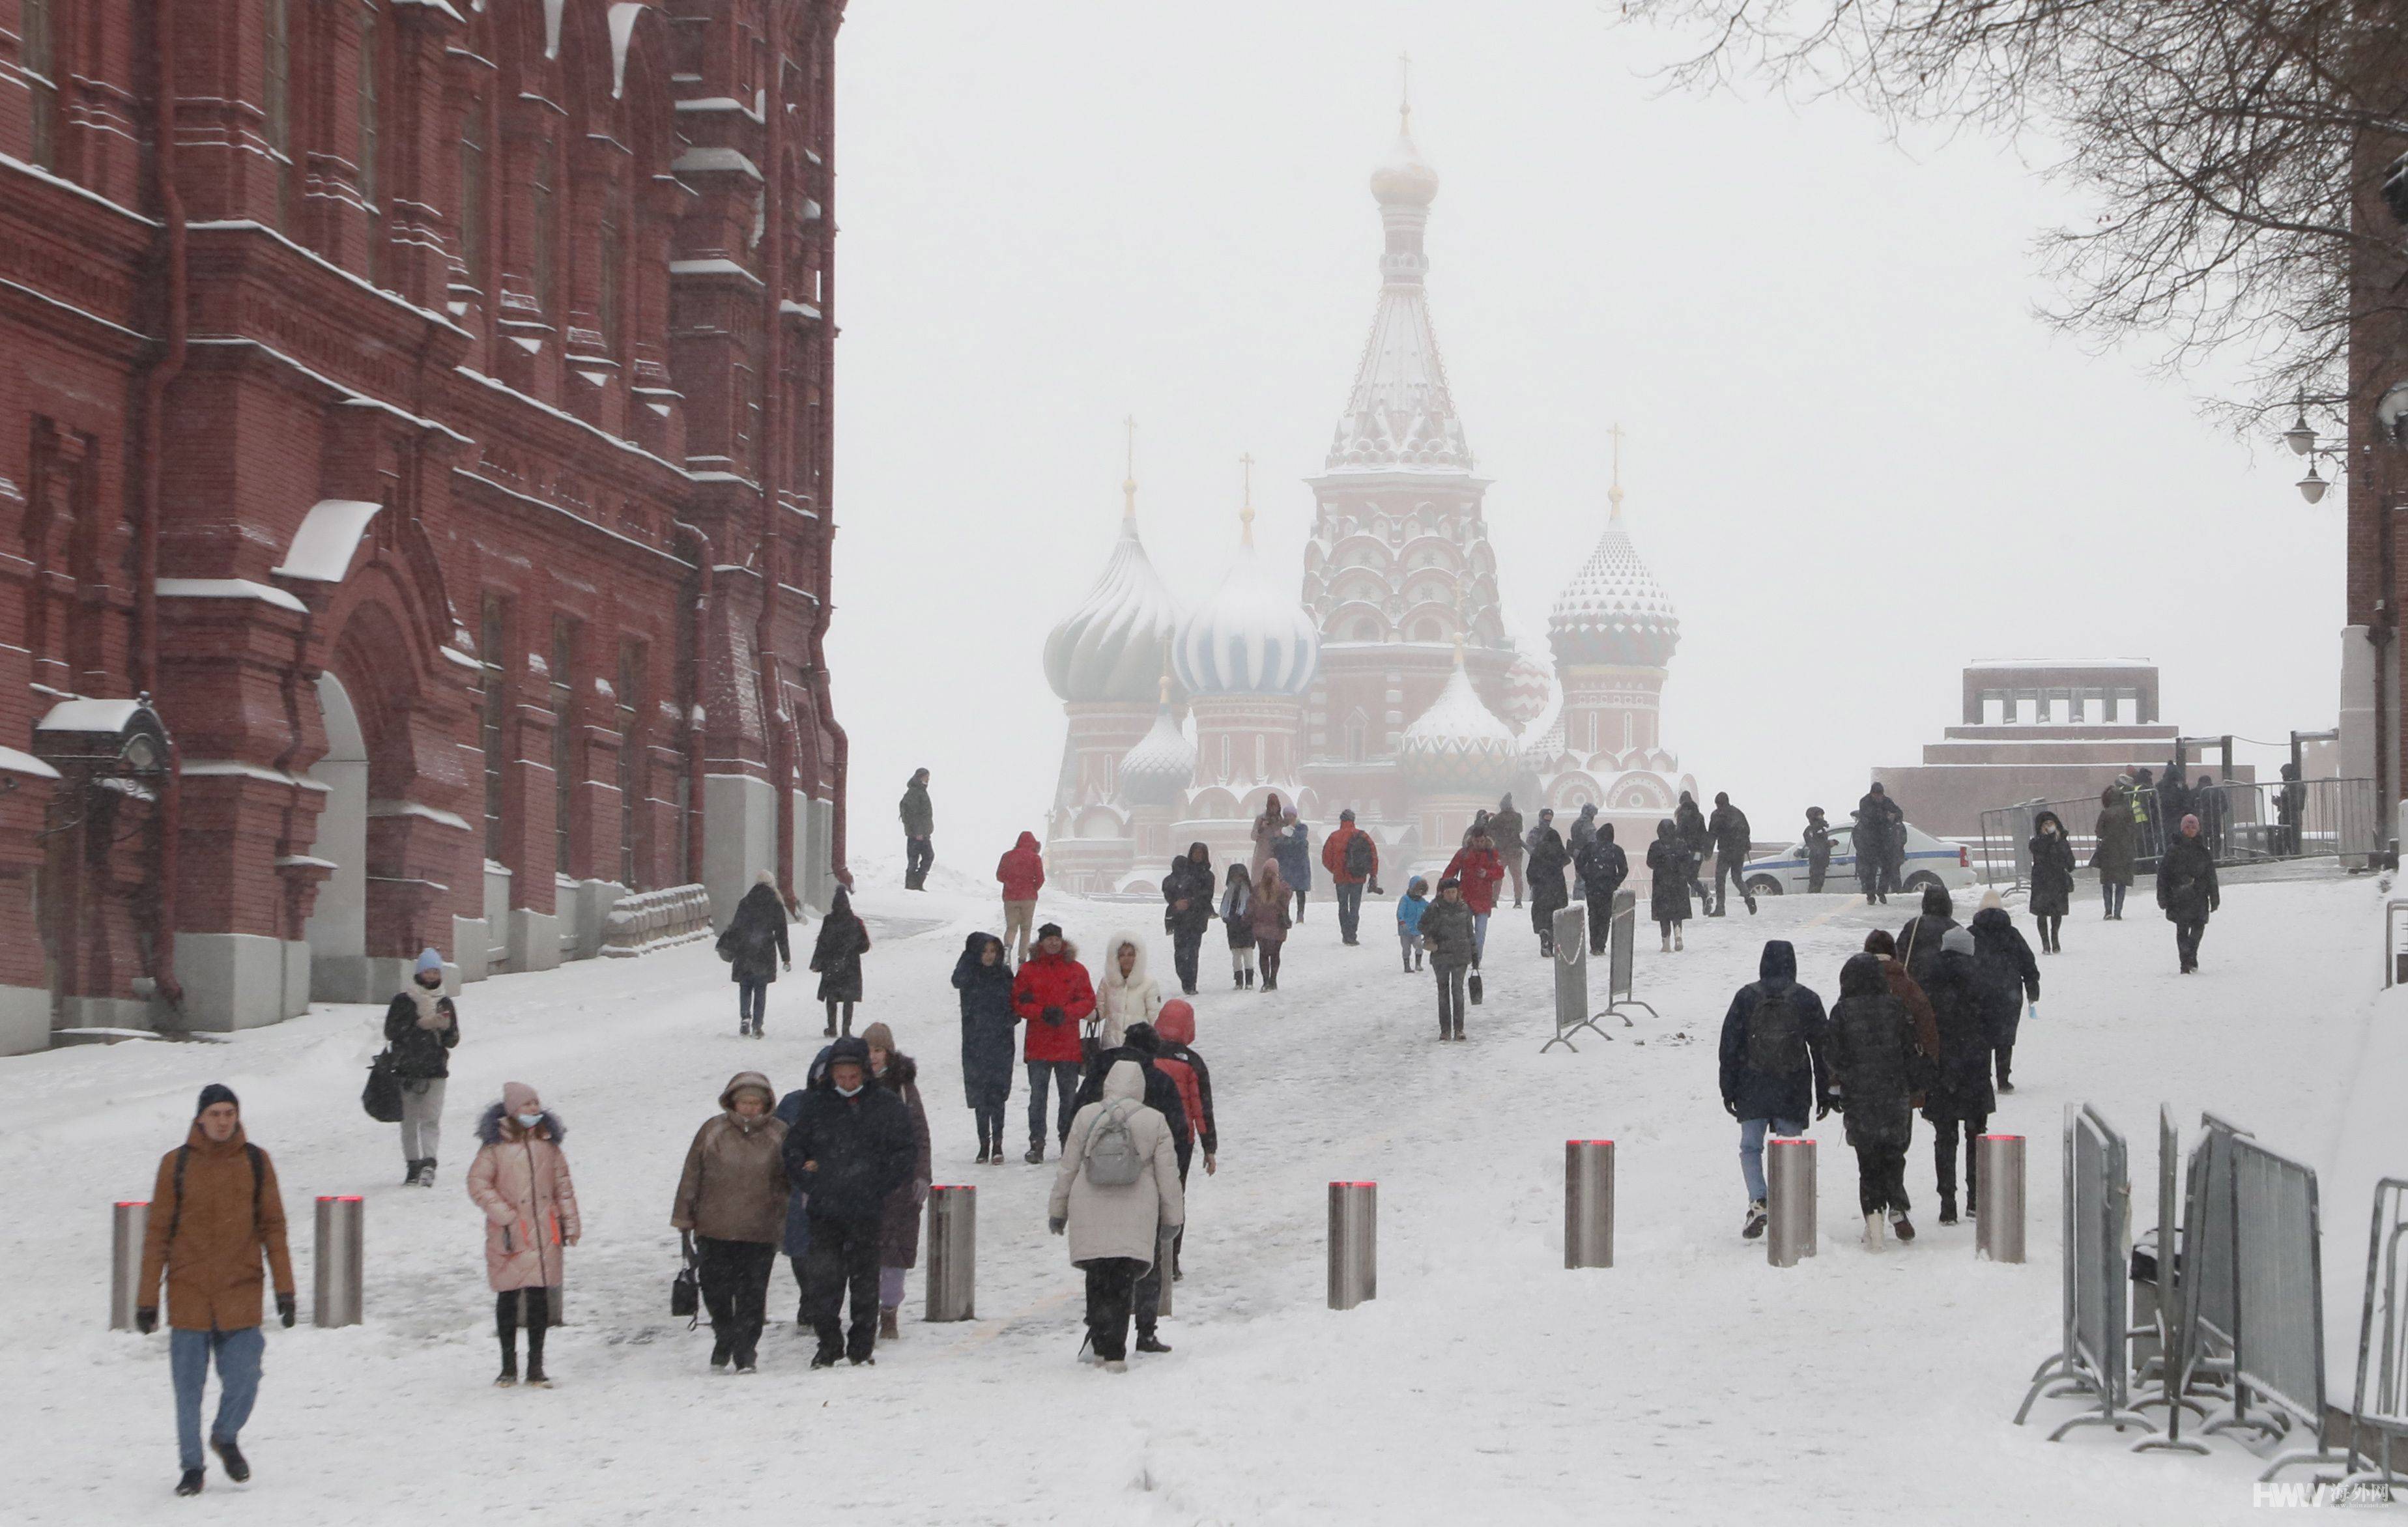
left=465, top=1080, right=580, bottom=1388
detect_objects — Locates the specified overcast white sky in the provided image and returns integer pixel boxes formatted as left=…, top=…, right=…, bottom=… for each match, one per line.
left=826, top=0, right=2343, bottom=866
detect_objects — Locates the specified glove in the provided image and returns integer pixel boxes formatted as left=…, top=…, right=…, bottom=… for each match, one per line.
left=1723, top=1098, right=1740, bottom=1119
left=276, top=1293, right=296, bottom=1328
left=1042, top=1006, right=1065, bottom=1027
left=1048, top=1216, right=1066, bottom=1236
left=1815, top=1101, right=1832, bottom=1121
left=135, top=1306, right=158, bottom=1335
left=2028, top=1002, right=2039, bottom=1022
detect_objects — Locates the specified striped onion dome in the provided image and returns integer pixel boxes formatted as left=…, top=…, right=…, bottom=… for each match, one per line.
left=1397, top=649, right=1520, bottom=792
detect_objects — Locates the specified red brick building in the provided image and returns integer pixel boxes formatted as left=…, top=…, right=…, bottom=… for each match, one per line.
left=0, top=0, right=850, bottom=1053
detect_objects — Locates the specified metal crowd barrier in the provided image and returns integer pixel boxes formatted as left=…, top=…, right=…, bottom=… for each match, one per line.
left=1541, top=906, right=1612, bottom=1053
left=2133, top=1106, right=2211, bottom=1454
left=2232, top=1135, right=2347, bottom=1481
left=2016, top=1103, right=2154, bottom=1438
left=2344, top=1179, right=2408, bottom=1494
left=1605, top=888, right=1656, bottom=1025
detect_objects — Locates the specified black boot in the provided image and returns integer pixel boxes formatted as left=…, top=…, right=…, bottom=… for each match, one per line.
left=209, top=1438, right=250, bottom=1483
left=496, top=1334, right=519, bottom=1388
left=1134, top=1330, right=1171, bottom=1354
left=1938, top=1192, right=1959, bottom=1226
left=177, top=1469, right=205, bottom=1497
left=403, top=1159, right=423, bottom=1186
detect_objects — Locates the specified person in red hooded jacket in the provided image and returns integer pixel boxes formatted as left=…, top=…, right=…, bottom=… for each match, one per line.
left=1441, top=825, right=1506, bottom=962
left=1011, top=923, right=1094, bottom=1162
left=996, top=831, right=1046, bottom=965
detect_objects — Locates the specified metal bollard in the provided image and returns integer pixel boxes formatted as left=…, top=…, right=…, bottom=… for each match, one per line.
left=1976, top=1134, right=2026, bottom=1263
left=1565, top=1140, right=1615, bottom=1269
left=1767, top=1136, right=1817, bottom=1268
left=111, top=1201, right=150, bottom=1331
left=1328, top=1181, right=1377, bottom=1310
left=923, top=1185, right=975, bottom=1322
left=1153, top=1226, right=1175, bottom=1320
left=313, top=1195, right=364, bottom=1328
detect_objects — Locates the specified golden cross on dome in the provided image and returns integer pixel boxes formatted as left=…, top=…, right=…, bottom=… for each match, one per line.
left=1607, top=421, right=1626, bottom=521
left=1121, top=415, right=1138, bottom=519
left=1398, top=51, right=1413, bottom=129
left=1239, top=452, right=1256, bottom=544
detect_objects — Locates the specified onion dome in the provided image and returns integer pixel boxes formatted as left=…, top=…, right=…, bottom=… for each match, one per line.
left=1548, top=477, right=1679, bottom=670
left=1369, top=114, right=1439, bottom=208
left=1173, top=481, right=1320, bottom=698
left=1117, top=673, right=1194, bottom=808
left=1045, top=472, right=1184, bottom=705
left=1397, top=646, right=1521, bottom=793
left=1498, top=647, right=1553, bottom=734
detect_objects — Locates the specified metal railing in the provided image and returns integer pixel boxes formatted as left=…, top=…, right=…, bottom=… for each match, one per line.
left=1975, top=777, right=2381, bottom=889
left=2345, top=1179, right=2408, bottom=1494
left=2232, top=1134, right=2347, bottom=1480
left=2017, top=1102, right=2154, bottom=1438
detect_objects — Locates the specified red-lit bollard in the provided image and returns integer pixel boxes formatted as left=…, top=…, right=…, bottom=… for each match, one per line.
left=1565, top=1140, right=1615, bottom=1269
left=1328, top=1182, right=1377, bottom=1310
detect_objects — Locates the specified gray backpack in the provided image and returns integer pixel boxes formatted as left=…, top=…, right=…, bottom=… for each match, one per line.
left=1084, top=1100, right=1143, bottom=1187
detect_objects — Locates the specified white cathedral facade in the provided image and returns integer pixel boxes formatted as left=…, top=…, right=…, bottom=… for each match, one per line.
left=1042, top=107, right=1697, bottom=894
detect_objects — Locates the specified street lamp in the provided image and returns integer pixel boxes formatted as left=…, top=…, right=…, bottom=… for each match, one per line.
left=2284, top=408, right=2345, bottom=504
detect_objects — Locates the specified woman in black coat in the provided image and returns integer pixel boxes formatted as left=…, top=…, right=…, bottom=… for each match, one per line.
left=2091, top=784, right=2137, bottom=920
left=2156, top=814, right=2220, bottom=973
left=717, top=872, right=792, bottom=1038
left=1920, top=928, right=1994, bottom=1223
left=1573, top=824, right=1629, bottom=956
left=2026, top=810, right=2076, bottom=953
left=1525, top=815, right=1571, bottom=954
left=952, top=933, right=1018, bottom=1163
left=1826, top=952, right=1920, bottom=1242
left=809, top=886, right=871, bottom=1036
left=1644, top=818, right=1692, bottom=952
left=1968, top=900, right=2039, bottom=1092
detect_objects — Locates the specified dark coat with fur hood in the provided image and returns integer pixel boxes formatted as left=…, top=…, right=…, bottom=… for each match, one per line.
left=876, top=1052, right=932, bottom=1268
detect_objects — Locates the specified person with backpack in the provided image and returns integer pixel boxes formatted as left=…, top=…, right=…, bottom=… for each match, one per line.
left=809, top=886, right=870, bottom=1038
left=1803, top=806, right=1835, bottom=894
left=1094, top=932, right=1161, bottom=1051
left=1049, top=1058, right=1185, bottom=1371
left=1420, top=876, right=1480, bottom=1040
left=900, top=767, right=936, bottom=890
left=1645, top=818, right=1693, bottom=952
left=1249, top=861, right=1293, bottom=992
left=1675, top=792, right=1713, bottom=907
left=136, top=1084, right=296, bottom=1497
left=1321, top=808, right=1381, bottom=946
left=1573, top=823, right=1628, bottom=956
left=1717, top=941, right=1831, bottom=1240
left=670, top=1072, right=788, bottom=1373
left=1150, top=999, right=1218, bottom=1284
left=1395, top=876, right=1431, bottom=973
left=2027, top=810, right=2075, bottom=952
left=1708, top=792, right=1755, bottom=916
left=1074, top=1020, right=1191, bottom=1349
left=382, top=947, right=459, bottom=1186
left=1895, top=883, right=1958, bottom=993
left=1161, top=842, right=1218, bottom=995
left=1012, top=924, right=1096, bottom=1161
left=1440, top=825, right=1506, bottom=962
left=1273, top=813, right=1315, bottom=923
left=1526, top=808, right=1571, bottom=955
left=466, top=1080, right=579, bottom=1388
left=1568, top=803, right=1600, bottom=853
left=1922, top=928, right=1992, bottom=1223
left=864, top=1023, right=932, bottom=1343
left=781, top=1036, right=917, bottom=1367
left=717, top=871, right=794, bottom=1038
left=1969, top=891, right=2040, bottom=1092
left=1826, top=952, right=1927, bottom=1248
left=2157, top=812, right=2221, bottom=973
left=953, top=932, right=1018, bottom=1164
left=996, top=831, right=1046, bottom=965
left=1218, top=862, right=1257, bottom=990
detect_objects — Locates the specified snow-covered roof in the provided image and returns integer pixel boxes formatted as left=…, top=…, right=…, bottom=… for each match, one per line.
left=157, top=578, right=309, bottom=613
left=1046, top=504, right=1185, bottom=706
left=1548, top=504, right=1680, bottom=670
left=268, top=497, right=380, bottom=582
left=0, top=745, right=61, bottom=780
left=36, top=698, right=147, bottom=734
left=1173, top=517, right=1319, bottom=698
left=1965, top=657, right=2153, bottom=672
left=1397, top=651, right=1519, bottom=790
left=1117, top=697, right=1194, bottom=808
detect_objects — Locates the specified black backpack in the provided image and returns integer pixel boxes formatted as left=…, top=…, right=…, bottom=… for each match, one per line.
left=1344, top=833, right=1375, bottom=878
left=165, top=1142, right=268, bottom=1251
left=1743, top=988, right=1809, bottom=1077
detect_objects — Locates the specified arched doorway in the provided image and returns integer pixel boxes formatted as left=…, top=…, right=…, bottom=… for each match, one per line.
left=304, top=670, right=369, bottom=1001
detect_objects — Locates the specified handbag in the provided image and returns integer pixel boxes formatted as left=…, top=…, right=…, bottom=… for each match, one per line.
left=1468, top=969, right=1484, bottom=1006
left=361, top=1048, right=404, bottom=1123
left=671, top=1231, right=699, bottom=1326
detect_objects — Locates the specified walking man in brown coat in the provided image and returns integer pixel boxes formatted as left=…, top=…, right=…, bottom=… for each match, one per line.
left=136, top=1083, right=296, bottom=1496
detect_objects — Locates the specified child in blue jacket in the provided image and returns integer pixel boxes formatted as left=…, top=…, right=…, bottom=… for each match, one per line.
left=1396, top=878, right=1430, bottom=973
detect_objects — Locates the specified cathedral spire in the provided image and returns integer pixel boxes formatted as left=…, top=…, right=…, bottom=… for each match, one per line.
left=1608, top=421, right=1626, bottom=522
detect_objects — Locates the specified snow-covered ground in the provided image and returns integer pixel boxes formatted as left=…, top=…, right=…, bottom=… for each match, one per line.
left=4, top=854, right=2401, bottom=1524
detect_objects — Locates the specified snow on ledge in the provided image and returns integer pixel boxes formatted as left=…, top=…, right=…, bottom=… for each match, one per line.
left=183, top=760, right=330, bottom=792
left=368, top=798, right=476, bottom=833
left=272, top=499, right=382, bottom=582
left=0, top=745, right=61, bottom=780
left=670, top=147, right=763, bottom=181
left=36, top=698, right=145, bottom=733
left=157, top=577, right=309, bottom=613
left=609, top=3, right=644, bottom=96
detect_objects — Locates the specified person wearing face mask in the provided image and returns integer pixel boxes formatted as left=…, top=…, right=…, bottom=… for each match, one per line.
left=466, top=1082, right=579, bottom=1389
left=781, top=1036, right=917, bottom=1367
left=672, top=1073, right=790, bottom=1373
left=381, top=947, right=459, bottom=1187
left=136, top=1084, right=296, bottom=1498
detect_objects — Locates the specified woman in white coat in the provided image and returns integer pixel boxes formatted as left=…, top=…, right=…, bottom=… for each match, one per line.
left=1048, top=1059, right=1183, bottom=1370
left=1091, top=932, right=1160, bottom=1052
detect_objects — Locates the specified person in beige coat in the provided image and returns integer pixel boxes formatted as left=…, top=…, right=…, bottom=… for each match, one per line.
left=1047, top=1059, right=1184, bottom=1371
left=465, top=1081, right=580, bottom=1388
left=1092, top=932, right=1161, bottom=1051
left=671, top=1071, right=790, bottom=1373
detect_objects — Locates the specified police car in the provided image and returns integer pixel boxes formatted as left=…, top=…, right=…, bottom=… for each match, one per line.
left=1741, top=821, right=1977, bottom=900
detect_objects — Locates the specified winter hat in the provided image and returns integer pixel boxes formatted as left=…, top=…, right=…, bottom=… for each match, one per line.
left=1921, top=884, right=1953, bottom=919
left=1438, top=876, right=1461, bottom=891
left=756, top=869, right=776, bottom=887
left=1869, top=782, right=1885, bottom=795
left=1340, top=808, right=1356, bottom=822
left=719, top=1072, right=775, bottom=1110
left=414, top=947, right=444, bottom=976
left=1538, top=808, right=1554, bottom=821
left=1941, top=928, right=1977, bottom=958
left=861, top=1021, right=896, bottom=1057
left=1155, top=999, right=1196, bottom=1047
left=1715, top=792, right=1728, bottom=807
left=824, top=1035, right=872, bottom=1074
left=1037, top=921, right=1063, bottom=941
left=194, top=1082, right=239, bottom=1117
left=501, top=1081, right=543, bottom=1117
left=1122, top=1021, right=1160, bottom=1055
left=1407, top=876, right=1427, bottom=896
left=1979, top=889, right=2005, bottom=913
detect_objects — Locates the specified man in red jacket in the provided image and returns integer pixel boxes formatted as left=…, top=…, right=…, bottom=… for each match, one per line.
left=1442, top=827, right=1506, bottom=963
left=1320, top=808, right=1381, bottom=948
left=996, top=831, right=1046, bottom=965
left=1010, top=923, right=1094, bottom=1162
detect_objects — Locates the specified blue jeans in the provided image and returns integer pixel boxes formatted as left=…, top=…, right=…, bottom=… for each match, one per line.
left=1472, top=912, right=1489, bottom=959
left=1738, top=1116, right=1809, bottom=1204
left=738, top=978, right=767, bottom=1029
left=1025, top=1059, right=1081, bottom=1147
left=171, top=1325, right=264, bottom=1470
left=1334, top=881, right=1365, bottom=941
